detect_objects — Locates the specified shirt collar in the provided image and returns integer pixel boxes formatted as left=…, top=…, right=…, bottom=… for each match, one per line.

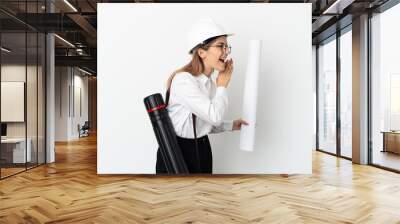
left=197, top=73, right=212, bottom=85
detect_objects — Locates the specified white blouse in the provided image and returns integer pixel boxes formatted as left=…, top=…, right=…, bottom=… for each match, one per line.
left=168, top=71, right=233, bottom=138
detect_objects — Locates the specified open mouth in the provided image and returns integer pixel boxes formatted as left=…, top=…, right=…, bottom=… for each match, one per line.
left=219, top=58, right=226, bottom=63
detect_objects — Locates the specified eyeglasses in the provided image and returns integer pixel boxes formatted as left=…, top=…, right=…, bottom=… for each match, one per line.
left=208, top=44, right=231, bottom=54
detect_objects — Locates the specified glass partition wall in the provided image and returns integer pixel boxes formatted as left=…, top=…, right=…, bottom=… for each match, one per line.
left=0, top=1, right=46, bottom=179
left=0, top=31, right=27, bottom=177
left=316, top=27, right=353, bottom=159
left=339, top=28, right=352, bottom=159
left=317, top=35, right=337, bottom=155
left=370, top=3, right=400, bottom=172
left=316, top=0, right=400, bottom=172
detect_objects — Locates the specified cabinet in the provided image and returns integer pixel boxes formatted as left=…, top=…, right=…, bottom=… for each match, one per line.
left=382, top=131, right=400, bottom=154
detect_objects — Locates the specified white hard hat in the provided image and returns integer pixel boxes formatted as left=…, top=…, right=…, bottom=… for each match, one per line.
left=186, top=18, right=233, bottom=54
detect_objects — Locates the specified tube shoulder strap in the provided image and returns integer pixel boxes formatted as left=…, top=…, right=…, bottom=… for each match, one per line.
left=192, top=113, right=201, bottom=172
left=167, top=74, right=201, bottom=171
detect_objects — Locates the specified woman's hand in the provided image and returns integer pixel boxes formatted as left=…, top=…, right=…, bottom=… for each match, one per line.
left=217, top=58, right=233, bottom=87
left=232, top=118, right=249, bottom=131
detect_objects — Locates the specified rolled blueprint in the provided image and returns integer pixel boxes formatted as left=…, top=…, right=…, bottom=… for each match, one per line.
left=144, top=93, right=189, bottom=174
left=240, top=40, right=262, bottom=152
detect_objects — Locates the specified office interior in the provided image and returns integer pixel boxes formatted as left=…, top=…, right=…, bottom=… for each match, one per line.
left=0, top=0, right=97, bottom=179
left=0, top=0, right=400, bottom=223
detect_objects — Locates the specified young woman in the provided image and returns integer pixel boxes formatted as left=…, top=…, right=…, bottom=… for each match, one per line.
left=156, top=19, right=248, bottom=174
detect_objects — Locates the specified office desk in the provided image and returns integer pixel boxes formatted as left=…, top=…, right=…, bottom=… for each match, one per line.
left=1, top=138, right=32, bottom=163
left=381, top=131, right=400, bottom=154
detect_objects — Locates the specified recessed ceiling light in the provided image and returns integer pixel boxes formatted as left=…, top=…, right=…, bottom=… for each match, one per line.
left=54, top=34, right=75, bottom=48
left=78, top=67, right=93, bottom=76
left=63, top=0, right=78, bottom=12
left=323, top=0, right=355, bottom=15
left=1, top=47, right=11, bottom=53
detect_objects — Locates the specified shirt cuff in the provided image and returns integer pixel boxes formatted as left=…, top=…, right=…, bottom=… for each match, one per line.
left=216, top=86, right=227, bottom=97
left=223, top=120, right=234, bottom=131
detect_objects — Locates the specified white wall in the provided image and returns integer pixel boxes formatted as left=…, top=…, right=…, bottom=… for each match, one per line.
left=55, top=67, right=69, bottom=141
left=1, top=82, right=24, bottom=122
left=312, top=45, right=317, bottom=150
left=98, top=3, right=313, bottom=174
left=55, top=67, right=89, bottom=141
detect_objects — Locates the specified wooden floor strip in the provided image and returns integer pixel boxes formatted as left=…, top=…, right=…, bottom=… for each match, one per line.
left=1, top=134, right=400, bottom=223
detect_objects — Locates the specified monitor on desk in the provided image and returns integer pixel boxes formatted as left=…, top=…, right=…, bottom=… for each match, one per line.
left=1, top=123, right=7, bottom=138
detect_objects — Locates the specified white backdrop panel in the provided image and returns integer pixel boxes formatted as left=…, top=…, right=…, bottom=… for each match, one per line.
left=98, top=3, right=313, bottom=174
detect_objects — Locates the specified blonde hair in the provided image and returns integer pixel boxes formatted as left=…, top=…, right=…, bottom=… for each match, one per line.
left=166, top=35, right=225, bottom=90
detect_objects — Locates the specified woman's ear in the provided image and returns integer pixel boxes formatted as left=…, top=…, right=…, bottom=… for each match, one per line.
left=197, top=48, right=207, bottom=59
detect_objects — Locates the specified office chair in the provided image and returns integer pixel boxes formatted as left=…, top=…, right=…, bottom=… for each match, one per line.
left=79, top=121, right=90, bottom=138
